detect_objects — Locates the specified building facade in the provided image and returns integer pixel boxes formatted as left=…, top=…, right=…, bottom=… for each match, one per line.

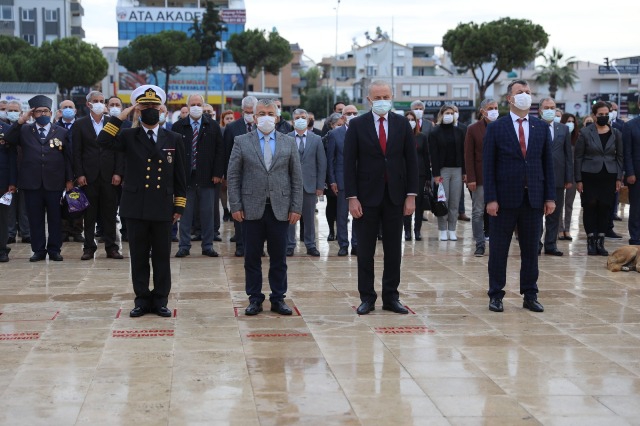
left=0, top=0, right=84, bottom=46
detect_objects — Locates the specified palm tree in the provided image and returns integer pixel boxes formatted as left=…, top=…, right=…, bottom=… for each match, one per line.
left=534, top=48, right=578, bottom=99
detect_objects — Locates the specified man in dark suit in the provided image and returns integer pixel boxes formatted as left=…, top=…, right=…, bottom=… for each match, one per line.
left=623, top=112, right=640, bottom=245
left=606, top=101, right=625, bottom=237
left=0, top=119, right=17, bottom=262
left=327, top=104, right=359, bottom=256
left=273, top=99, right=293, bottom=134
left=173, top=94, right=224, bottom=258
left=538, top=98, right=573, bottom=256
left=5, top=95, right=74, bottom=262
left=410, top=100, right=433, bottom=136
left=73, top=90, right=125, bottom=260
left=227, top=98, right=303, bottom=316
left=306, top=113, right=322, bottom=136
left=286, top=108, right=326, bottom=257
left=344, top=80, right=419, bottom=315
left=321, top=102, right=346, bottom=136
left=483, top=79, right=555, bottom=313
left=224, top=95, right=258, bottom=257
left=97, top=85, right=187, bottom=318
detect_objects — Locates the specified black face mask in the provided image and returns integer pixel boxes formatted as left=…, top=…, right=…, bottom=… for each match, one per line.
left=596, top=116, right=610, bottom=127
left=140, top=108, right=160, bottom=126
left=585, top=121, right=594, bottom=126
left=308, top=119, right=314, bottom=127
left=203, top=113, right=212, bottom=119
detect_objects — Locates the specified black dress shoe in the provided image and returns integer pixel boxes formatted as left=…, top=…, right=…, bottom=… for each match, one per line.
left=327, top=233, right=335, bottom=241
left=155, top=306, right=172, bottom=317
left=107, top=250, right=124, bottom=259
left=171, top=236, right=179, bottom=242
left=245, top=301, right=263, bottom=316
left=544, top=248, right=563, bottom=256
left=307, top=247, right=320, bottom=257
left=7, top=236, right=16, bottom=244
left=338, top=247, right=348, bottom=256
left=523, top=298, right=544, bottom=312
left=351, top=246, right=358, bottom=256
left=235, top=248, right=244, bottom=257
left=414, top=233, right=422, bottom=241
left=81, top=249, right=95, bottom=260
left=29, top=253, right=46, bottom=262
left=489, top=298, right=503, bottom=312
left=286, top=248, right=294, bottom=256
left=474, top=246, right=485, bottom=257
left=377, top=234, right=383, bottom=241
left=175, top=248, right=190, bottom=257
left=121, top=235, right=129, bottom=242
left=213, top=236, right=222, bottom=242
left=21, top=237, right=31, bottom=243
left=129, top=306, right=147, bottom=317
left=356, top=300, right=375, bottom=315
left=230, top=235, right=237, bottom=242
left=202, top=249, right=219, bottom=257
left=0, top=253, right=8, bottom=262
left=382, top=300, right=409, bottom=314
left=49, top=253, right=63, bottom=261
left=405, top=232, right=412, bottom=241
left=270, top=300, right=292, bottom=315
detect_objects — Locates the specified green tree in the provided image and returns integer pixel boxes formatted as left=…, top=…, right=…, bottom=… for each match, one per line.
left=190, top=0, right=225, bottom=100
left=34, top=37, right=108, bottom=98
left=226, top=28, right=293, bottom=96
left=118, top=30, right=200, bottom=95
left=0, top=36, right=38, bottom=81
left=534, top=47, right=578, bottom=99
left=442, top=18, right=549, bottom=101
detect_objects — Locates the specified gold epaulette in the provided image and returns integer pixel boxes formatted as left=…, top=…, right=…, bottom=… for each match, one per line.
left=174, top=197, right=187, bottom=208
left=103, top=122, right=119, bottom=137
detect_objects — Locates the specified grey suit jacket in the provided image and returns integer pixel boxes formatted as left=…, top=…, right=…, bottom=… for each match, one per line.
left=419, top=118, right=433, bottom=136
left=547, top=121, right=574, bottom=188
left=288, top=130, right=327, bottom=194
left=574, top=124, right=623, bottom=181
left=227, top=130, right=303, bottom=221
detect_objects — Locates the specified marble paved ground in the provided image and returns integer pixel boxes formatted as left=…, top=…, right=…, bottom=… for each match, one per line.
left=0, top=201, right=639, bottom=425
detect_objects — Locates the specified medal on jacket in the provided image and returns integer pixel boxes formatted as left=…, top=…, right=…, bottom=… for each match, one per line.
left=163, top=148, right=174, bottom=164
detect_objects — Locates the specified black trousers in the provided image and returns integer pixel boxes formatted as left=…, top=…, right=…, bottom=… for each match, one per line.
left=353, top=185, right=404, bottom=304
left=83, top=177, right=118, bottom=252
left=127, top=218, right=172, bottom=310
left=23, top=188, right=63, bottom=256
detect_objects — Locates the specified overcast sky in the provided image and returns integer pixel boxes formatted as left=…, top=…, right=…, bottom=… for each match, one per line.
left=85, top=0, right=636, bottom=67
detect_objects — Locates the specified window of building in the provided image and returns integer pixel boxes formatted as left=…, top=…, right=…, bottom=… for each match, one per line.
left=395, top=66, right=404, bottom=77
left=366, top=66, right=377, bottom=77
left=45, top=9, right=58, bottom=22
left=401, top=85, right=411, bottom=97
left=340, top=67, right=349, bottom=78
left=45, top=34, right=58, bottom=42
left=22, top=9, right=35, bottom=21
left=23, top=34, right=36, bottom=45
left=0, top=6, right=12, bottom=20
left=452, top=86, right=469, bottom=98
left=413, top=67, right=425, bottom=76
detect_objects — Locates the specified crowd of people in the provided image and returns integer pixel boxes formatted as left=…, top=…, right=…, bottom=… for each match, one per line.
left=0, top=78, right=638, bottom=316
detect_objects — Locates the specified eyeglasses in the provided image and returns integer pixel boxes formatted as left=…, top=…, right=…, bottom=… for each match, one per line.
left=343, top=112, right=358, bottom=116
left=33, top=109, right=51, bottom=116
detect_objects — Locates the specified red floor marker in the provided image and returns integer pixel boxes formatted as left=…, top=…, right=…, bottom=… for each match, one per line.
left=374, top=326, right=435, bottom=335
left=112, top=329, right=174, bottom=338
left=115, top=309, right=122, bottom=319
left=0, top=332, right=41, bottom=341
left=246, top=333, right=309, bottom=338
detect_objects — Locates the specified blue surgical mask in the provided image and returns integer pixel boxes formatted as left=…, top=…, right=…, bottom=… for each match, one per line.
left=159, top=112, right=166, bottom=123
left=371, top=100, right=392, bottom=115
left=35, top=115, right=51, bottom=126
left=541, top=109, right=555, bottom=122
left=553, top=116, right=561, bottom=123
left=62, top=108, right=75, bottom=120
left=7, top=111, right=20, bottom=122
left=294, top=118, right=307, bottom=131
left=566, top=122, right=574, bottom=133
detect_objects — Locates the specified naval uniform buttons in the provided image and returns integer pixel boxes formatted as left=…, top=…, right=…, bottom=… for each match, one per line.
left=157, top=185, right=160, bottom=189
left=145, top=184, right=149, bottom=188
left=158, top=168, right=162, bottom=172
left=147, top=159, right=151, bottom=163
left=147, top=167, right=150, bottom=171
left=157, top=177, right=161, bottom=180
left=146, top=175, right=149, bottom=179
left=158, top=160, right=162, bottom=164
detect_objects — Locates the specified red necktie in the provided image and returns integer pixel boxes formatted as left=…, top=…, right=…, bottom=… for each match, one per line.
left=517, top=118, right=526, bottom=158
left=378, top=116, right=386, bottom=154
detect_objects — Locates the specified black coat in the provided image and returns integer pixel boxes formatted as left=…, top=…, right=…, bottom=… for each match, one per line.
left=72, top=115, right=125, bottom=183
left=171, top=115, right=224, bottom=188
left=0, top=121, right=17, bottom=191
left=97, top=117, right=187, bottom=221
left=223, top=117, right=253, bottom=177
left=428, top=123, right=466, bottom=177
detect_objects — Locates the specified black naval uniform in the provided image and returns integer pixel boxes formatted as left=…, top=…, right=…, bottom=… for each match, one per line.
left=97, top=117, right=187, bottom=311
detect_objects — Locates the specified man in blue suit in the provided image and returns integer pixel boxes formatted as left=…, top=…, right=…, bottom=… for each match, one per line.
left=327, top=104, right=359, bottom=256
left=483, top=80, right=555, bottom=313
left=623, top=112, right=640, bottom=245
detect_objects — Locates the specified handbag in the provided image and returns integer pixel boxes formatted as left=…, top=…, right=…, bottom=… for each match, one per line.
left=62, top=187, right=90, bottom=220
left=431, top=183, right=448, bottom=217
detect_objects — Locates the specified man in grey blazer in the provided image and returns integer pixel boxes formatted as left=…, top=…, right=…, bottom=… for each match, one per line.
left=411, top=100, right=433, bottom=136
left=227, top=98, right=303, bottom=316
left=539, top=98, right=573, bottom=256
left=287, top=109, right=326, bottom=257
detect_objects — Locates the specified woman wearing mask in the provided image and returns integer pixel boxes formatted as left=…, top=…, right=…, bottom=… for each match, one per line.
left=428, top=104, right=465, bottom=241
left=558, top=113, right=579, bottom=241
left=574, top=101, right=623, bottom=255
left=321, top=112, right=343, bottom=241
left=403, top=111, right=430, bottom=241
left=219, top=109, right=235, bottom=221
left=220, top=110, right=235, bottom=132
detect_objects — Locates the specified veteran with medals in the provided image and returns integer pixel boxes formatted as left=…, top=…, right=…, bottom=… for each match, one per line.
left=97, top=85, right=187, bottom=317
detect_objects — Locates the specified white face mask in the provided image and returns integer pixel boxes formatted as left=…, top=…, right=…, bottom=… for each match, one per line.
left=276, top=107, right=282, bottom=117
left=486, top=110, right=499, bottom=122
left=293, top=118, right=307, bottom=131
left=7, top=111, right=20, bottom=122
left=190, top=105, right=203, bottom=119
left=256, top=115, right=276, bottom=134
left=541, top=109, right=556, bottom=122
left=409, top=120, right=416, bottom=129
left=371, top=99, right=392, bottom=115
left=0, top=111, right=7, bottom=120
left=90, top=102, right=105, bottom=115
left=511, top=93, right=532, bottom=110
left=109, top=107, right=121, bottom=117
left=244, top=113, right=254, bottom=124
left=412, top=109, right=424, bottom=120
left=566, top=122, right=575, bottom=133
left=609, top=110, right=618, bottom=121
left=159, top=112, right=166, bottom=124
left=442, top=114, right=454, bottom=125
left=553, top=116, right=561, bottom=123
left=345, top=115, right=355, bottom=124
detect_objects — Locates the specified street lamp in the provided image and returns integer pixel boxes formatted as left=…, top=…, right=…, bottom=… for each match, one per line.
left=333, top=0, right=340, bottom=105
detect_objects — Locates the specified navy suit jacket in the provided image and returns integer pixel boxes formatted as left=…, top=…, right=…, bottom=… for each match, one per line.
left=326, top=125, right=347, bottom=190
left=483, top=114, right=555, bottom=209
left=623, top=116, right=640, bottom=178
left=344, top=111, right=419, bottom=207
left=223, top=118, right=253, bottom=177
left=0, top=121, right=17, bottom=191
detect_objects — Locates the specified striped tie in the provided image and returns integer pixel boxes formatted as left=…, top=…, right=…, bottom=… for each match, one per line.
left=192, top=122, right=198, bottom=170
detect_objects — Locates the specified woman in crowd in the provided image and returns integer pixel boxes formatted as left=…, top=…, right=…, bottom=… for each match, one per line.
left=574, top=101, right=623, bottom=255
left=428, top=104, right=466, bottom=241
left=403, top=111, right=431, bottom=241
left=558, top=112, right=580, bottom=241
left=219, top=109, right=235, bottom=221
left=220, top=110, right=235, bottom=132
